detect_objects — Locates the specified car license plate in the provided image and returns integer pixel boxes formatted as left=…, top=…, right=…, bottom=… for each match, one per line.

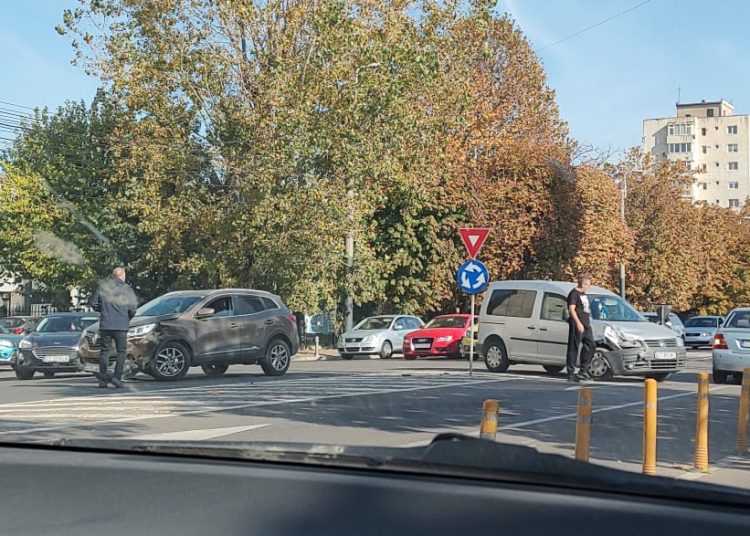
left=413, top=344, right=431, bottom=350
left=654, top=351, right=676, bottom=359
left=83, top=362, right=99, bottom=373
left=44, top=355, right=70, bottom=363
left=741, top=340, right=750, bottom=349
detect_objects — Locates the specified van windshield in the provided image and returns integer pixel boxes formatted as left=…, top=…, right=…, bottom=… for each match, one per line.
left=589, top=294, right=645, bottom=322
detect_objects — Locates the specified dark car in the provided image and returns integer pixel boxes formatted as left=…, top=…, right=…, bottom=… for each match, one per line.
left=78, top=289, right=300, bottom=382
left=14, top=312, right=100, bottom=380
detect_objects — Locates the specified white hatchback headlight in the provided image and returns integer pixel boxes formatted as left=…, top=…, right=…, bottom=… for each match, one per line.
left=128, top=323, right=157, bottom=339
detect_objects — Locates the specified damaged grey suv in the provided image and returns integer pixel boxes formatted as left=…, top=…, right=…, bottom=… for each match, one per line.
left=79, top=289, right=300, bottom=381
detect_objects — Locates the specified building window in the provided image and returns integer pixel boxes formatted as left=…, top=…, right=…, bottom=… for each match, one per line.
left=702, top=183, right=708, bottom=190
left=716, top=200, right=720, bottom=205
left=702, top=145, right=708, bottom=153
left=728, top=161, right=739, bottom=170
left=729, top=199, right=740, bottom=208
left=668, top=142, right=692, bottom=153
left=701, top=164, right=707, bottom=172
left=701, top=128, right=707, bottom=135
left=729, top=182, right=739, bottom=189
left=708, top=109, right=715, bottom=117
left=668, top=123, right=693, bottom=136
left=728, top=125, right=738, bottom=134
left=729, top=144, right=739, bottom=152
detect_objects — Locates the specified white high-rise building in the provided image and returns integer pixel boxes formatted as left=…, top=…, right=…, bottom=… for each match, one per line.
left=643, top=99, right=749, bottom=209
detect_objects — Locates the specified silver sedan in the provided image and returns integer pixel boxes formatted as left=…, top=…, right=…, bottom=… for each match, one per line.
left=337, top=315, right=424, bottom=360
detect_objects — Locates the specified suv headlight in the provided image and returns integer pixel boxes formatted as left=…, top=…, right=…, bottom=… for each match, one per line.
left=603, top=325, right=642, bottom=349
left=18, top=339, right=35, bottom=350
left=128, top=323, right=157, bottom=339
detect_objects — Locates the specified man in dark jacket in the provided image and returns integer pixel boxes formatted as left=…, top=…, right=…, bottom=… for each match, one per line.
left=90, top=267, right=137, bottom=388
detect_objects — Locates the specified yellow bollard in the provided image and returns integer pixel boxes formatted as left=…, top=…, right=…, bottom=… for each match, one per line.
left=738, top=368, right=750, bottom=455
left=575, top=387, right=592, bottom=462
left=694, top=372, right=709, bottom=471
left=479, top=399, right=499, bottom=440
left=643, top=379, right=657, bottom=475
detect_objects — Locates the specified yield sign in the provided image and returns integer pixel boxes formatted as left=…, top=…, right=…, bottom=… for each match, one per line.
left=459, top=228, right=490, bottom=259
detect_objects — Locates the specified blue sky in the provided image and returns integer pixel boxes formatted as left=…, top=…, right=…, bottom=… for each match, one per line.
left=1, top=0, right=748, bottom=155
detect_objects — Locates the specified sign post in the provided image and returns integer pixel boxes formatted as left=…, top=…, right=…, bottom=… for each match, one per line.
left=457, top=228, right=490, bottom=377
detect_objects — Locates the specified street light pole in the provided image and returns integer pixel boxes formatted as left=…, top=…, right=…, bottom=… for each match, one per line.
left=620, top=174, right=627, bottom=299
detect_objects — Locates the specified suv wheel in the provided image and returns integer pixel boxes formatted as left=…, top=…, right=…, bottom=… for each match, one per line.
left=484, top=340, right=509, bottom=373
left=202, top=363, right=229, bottom=377
left=261, top=339, right=291, bottom=377
left=380, top=341, right=393, bottom=359
left=15, top=365, right=35, bottom=380
left=150, top=342, right=191, bottom=382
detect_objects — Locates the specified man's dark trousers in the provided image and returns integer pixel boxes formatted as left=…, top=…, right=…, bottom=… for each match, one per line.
left=566, top=322, right=595, bottom=373
left=99, top=330, right=128, bottom=380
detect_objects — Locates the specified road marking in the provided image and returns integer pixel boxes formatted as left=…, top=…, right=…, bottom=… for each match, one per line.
left=502, top=386, right=732, bottom=431
left=124, top=424, right=270, bottom=441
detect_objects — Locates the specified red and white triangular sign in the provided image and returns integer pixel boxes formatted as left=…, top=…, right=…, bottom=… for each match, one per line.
left=459, top=228, right=490, bottom=259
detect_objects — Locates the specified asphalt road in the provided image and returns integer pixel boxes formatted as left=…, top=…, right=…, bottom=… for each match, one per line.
left=0, top=348, right=748, bottom=489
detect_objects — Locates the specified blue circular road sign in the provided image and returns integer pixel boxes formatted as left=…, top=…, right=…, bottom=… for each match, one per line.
left=457, top=259, right=490, bottom=295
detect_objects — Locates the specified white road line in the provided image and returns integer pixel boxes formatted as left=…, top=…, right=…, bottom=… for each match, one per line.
left=501, top=385, right=732, bottom=431
left=124, top=424, right=270, bottom=441
left=0, top=377, right=512, bottom=436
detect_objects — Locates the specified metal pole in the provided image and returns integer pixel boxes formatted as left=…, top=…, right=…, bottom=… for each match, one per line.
left=575, top=387, right=593, bottom=462
left=643, top=379, right=657, bottom=475
left=694, top=372, right=709, bottom=470
left=620, top=173, right=627, bottom=299
left=469, top=293, right=475, bottom=377
left=345, top=231, right=354, bottom=332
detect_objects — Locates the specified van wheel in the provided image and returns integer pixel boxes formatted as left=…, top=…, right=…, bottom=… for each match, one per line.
left=543, top=365, right=564, bottom=375
left=484, top=341, right=509, bottom=373
left=201, top=363, right=229, bottom=377
left=588, top=350, right=613, bottom=381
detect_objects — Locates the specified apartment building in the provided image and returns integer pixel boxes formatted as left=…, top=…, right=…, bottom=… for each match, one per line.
left=643, top=99, right=749, bottom=209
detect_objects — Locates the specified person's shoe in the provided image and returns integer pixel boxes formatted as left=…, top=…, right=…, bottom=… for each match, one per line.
left=97, top=380, right=108, bottom=389
left=567, top=372, right=579, bottom=382
left=577, top=371, right=593, bottom=383
left=111, top=378, right=124, bottom=389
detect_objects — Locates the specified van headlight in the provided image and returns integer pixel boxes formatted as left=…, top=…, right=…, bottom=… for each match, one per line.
left=603, top=325, right=642, bottom=349
left=128, top=323, right=157, bottom=339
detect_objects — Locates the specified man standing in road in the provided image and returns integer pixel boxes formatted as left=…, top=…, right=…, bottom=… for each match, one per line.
left=566, top=273, right=595, bottom=383
left=90, top=267, right=137, bottom=389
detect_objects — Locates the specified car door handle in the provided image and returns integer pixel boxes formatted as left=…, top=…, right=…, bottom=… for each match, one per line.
left=264, top=319, right=274, bottom=325
left=229, top=322, right=238, bottom=328
left=539, top=327, right=548, bottom=332
left=527, top=326, right=536, bottom=330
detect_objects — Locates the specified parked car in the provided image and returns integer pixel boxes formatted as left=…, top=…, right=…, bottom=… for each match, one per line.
left=14, top=312, right=99, bottom=380
left=711, top=308, right=750, bottom=384
left=337, top=315, right=424, bottom=360
left=478, top=281, right=686, bottom=381
left=79, top=289, right=299, bottom=381
left=0, top=316, right=41, bottom=335
left=684, top=315, right=724, bottom=349
left=0, top=325, right=24, bottom=367
left=403, top=314, right=475, bottom=360
left=642, top=312, right=685, bottom=341
left=461, top=322, right=480, bottom=360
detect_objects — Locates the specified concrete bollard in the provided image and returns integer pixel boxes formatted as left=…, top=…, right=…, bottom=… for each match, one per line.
left=694, top=372, right=709, bottom=471
left=575, top=387, right=593, bottom=462
left=479, top=399, right=499, bottom=440
left=643, top=379, right=657, bottom=475
left=738, top=368, right=750, bottom=455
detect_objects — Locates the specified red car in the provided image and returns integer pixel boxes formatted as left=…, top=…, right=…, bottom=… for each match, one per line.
left=403, top=314, right=474, bottom=359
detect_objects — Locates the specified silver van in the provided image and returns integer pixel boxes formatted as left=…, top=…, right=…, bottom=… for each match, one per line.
left=478, top=281, right=686, bottom=381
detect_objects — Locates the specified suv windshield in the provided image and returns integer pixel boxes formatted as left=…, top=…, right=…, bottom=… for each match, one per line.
left=426, top=316, right=468, bottom=329
left=35, top=316, right=98, bottom=333
left=136, top=295, right=203, bottom=317
left=686, top=317, right=718, bottom=328
left=354, top=317, right=394, bottom=331
left=589, top=295, right=645, bottom=322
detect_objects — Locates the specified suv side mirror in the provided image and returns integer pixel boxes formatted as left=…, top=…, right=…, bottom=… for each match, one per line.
left=196, top=307, right=215, bottom=319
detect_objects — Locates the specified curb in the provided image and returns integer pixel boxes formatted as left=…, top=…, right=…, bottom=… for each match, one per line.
left=293, top=352, right=384, bottom=362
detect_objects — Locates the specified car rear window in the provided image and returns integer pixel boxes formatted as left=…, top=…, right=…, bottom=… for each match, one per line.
left=725, top=311, right=750, bottom=329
